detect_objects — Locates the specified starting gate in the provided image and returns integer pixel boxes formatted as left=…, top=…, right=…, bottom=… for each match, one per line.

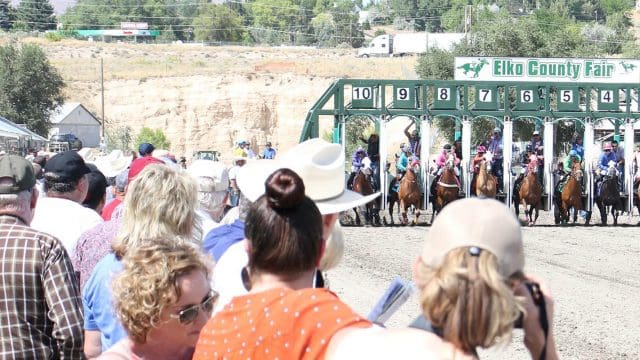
left=299, top=78, right=640, bottom=213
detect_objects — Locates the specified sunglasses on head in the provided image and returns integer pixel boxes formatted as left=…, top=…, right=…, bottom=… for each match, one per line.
left=170, top=290, right=218, bottom=325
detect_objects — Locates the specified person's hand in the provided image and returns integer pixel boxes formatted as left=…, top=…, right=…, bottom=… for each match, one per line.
left=513, top=274, right=557, bottom=360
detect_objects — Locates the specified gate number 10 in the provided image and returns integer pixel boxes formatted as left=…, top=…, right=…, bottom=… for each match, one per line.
left=353, top=87, right=372, bottom=100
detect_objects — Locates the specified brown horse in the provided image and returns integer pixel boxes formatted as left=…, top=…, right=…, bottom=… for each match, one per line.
left=398, top=163, right=421, bottom=225
left=475, top=159, right=497, bottom=198
left=432, top=154, right=458, bottom=224
left=559, top=161, right=590, bottom=224
left=518, top=171, right=542, bottom=226
left=351, top=168, right=379, bottom=226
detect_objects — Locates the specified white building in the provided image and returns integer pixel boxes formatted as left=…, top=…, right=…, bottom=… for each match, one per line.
left=49, top=103, right=101, bottom=147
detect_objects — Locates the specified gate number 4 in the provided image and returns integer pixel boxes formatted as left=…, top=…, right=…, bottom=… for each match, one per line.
left=600, top=90, right=613, bottom=103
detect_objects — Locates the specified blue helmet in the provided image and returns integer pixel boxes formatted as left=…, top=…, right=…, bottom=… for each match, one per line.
left=569, top=149, right=578, bottom=157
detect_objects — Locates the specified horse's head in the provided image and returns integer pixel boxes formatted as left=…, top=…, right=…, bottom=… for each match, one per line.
left=483, top=151, right=493, bottom=171
left=571, top=161, right=583, bottom=182
left=606, top=160, right=618, bottom=178
left=445, top=152, right=455, bottom=169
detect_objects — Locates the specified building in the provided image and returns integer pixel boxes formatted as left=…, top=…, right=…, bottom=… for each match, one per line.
left=0, top=116, right=48, bottom=154
left=50, top=103, right=101, bottom=148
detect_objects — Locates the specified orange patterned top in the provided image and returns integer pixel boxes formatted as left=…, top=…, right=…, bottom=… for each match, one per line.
left=193, top=287, right=371, bottom=360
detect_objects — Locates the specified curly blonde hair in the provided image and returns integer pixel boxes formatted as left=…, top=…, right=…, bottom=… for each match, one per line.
left=112, top=240, right=212, bottom=344
left=112, top=164, right=201, bottom=258
left=416, top=247, right=523, bottom=354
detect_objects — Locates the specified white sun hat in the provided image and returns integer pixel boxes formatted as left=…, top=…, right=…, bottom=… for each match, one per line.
left=93, top=150, right=132, bottom=178
left=236, top=138, right=380, bottom=214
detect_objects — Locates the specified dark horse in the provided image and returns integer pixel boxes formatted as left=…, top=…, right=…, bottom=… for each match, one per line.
left=398, top=163, right=422, bottom=225
left=431, top=154, right=458, bottom=224
left=352, top=167, right=380, bottom=226
left=518, top=170, right=543, bottom=226
left=384, top=177, right=400, bottom=225
left=595, top=162, right=623, bottom=225
left=558, top=161, right=591, bottom=225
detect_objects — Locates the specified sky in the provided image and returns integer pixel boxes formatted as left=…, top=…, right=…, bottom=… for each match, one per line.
left=11, top=0, right=76, bottom=15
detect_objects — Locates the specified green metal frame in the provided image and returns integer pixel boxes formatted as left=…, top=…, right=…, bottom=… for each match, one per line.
left=299, top=79, right=640, bottom=141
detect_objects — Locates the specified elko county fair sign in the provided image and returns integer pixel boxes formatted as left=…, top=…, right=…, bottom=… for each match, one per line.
left=454, top=57, right=640, bottom=83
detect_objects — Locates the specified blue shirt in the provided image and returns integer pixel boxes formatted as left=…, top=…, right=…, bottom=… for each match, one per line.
left=572, top=143, right=585, bottom=159
left=83, top=253, right=126, bottom=351
left=397, top=153, right=409, bottom=172
left=598, top=151, right=617, bottom=171
left=203, top=220, right=245, bottom=261
left=261, top=147, right=276, bottom=159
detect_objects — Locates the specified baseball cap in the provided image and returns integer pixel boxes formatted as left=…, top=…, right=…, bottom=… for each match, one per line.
left=44, top=151, right=92, bottom=182
left=128, top=156, right=164, bottom=183
left=138, top=143, right=155, bottom=156
left=421, top=198, right=524, bottom=277
left=187, top=159, right=229, bottom=192
left=533, top=130, right=540, bottom=135
left=0, top=155, right=36, bottom=194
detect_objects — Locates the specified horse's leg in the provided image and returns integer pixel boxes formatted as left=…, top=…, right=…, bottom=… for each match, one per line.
left=353, top=206, right=361, bottom=226
left=597, top=200, right=606, bottom=225
left=612, top=205, right=618, bottom=226
left=533, top=205, right=539, bottom=225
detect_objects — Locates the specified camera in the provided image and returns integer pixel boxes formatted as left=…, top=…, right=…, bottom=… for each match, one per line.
left=514, top=281, right=544, bottom=329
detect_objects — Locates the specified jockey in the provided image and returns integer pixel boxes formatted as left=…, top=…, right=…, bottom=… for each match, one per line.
left=529, top=130, right=543, bottom=153
left=486, top=127, right=503, bottom=154
left=598, top=143, right=617, bottom=173
left=346, top=146, right=367, bottom=190
left=396, top=145, right=411, bottom=180
left=491, top=148, right=504, bottom=193
left=472, top=145, right=487, bottom=175
left=564, top=149, right=582, bottom=173
left=430, top=144, right=460, bottom=195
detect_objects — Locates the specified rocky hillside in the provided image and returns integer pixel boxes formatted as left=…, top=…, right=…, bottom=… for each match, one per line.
left=29, top=39, right=418, bottom=163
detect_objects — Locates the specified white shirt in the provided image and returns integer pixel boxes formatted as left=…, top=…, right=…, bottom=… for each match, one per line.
left=31, top=197, right=103, bottom=255
left=228, top=165, right=241, bottom=181
left=211, top=241, right=248, bottom=314
left=196, top=209, right=220, bottom=241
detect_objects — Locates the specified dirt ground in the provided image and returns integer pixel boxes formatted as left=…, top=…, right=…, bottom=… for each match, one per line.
left=329, top=209, right=640, bottom=359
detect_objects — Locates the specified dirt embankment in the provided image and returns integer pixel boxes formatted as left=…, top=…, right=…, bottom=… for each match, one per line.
left=26, top=39, right=419, bottom=162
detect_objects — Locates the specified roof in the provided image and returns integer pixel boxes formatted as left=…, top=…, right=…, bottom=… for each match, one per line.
left=51, top=103, right=100, bottom=125
left=0, top=116, right=47, bottom=141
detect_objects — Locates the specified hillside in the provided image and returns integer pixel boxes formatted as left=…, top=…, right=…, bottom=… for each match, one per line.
left=18, top=38, right=418, bottom=162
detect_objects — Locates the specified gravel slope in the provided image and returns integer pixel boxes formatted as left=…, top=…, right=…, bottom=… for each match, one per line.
left=329, top=213, right=640, bottom=359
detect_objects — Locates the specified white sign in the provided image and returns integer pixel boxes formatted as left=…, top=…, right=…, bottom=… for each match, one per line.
left=120, top=22, right=149, bottom=30
left=455, top=57, right=640, bottom=84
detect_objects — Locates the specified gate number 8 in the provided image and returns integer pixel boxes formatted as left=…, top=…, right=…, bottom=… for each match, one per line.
left=353, top=87, right=372, bottom=100
left=437, top=88, right=450, bottom=101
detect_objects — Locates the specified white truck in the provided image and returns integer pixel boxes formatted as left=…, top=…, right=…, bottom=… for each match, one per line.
left=357, top=32, right=466, bottom=58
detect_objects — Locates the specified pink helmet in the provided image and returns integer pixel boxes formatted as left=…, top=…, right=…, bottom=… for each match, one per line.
left=477, top=145, right=486, bottom=153
left=603, top=142, right=612, bottom=150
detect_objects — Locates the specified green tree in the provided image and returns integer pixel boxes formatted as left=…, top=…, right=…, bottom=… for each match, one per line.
left=416, top=48, right=455, bottom=80
left=0, top=0, right=12, bottom=31
left=311, top=12, right=335, bottom=47
left=249, top=0, right=298, bottom=44
left=14, top=0, right=55, bottom=31
left=0, top=44, right=64, bottom=136
left=331, top=0, right=364, bottom=47
left=106, top=125, right=133, bottom=152
left=135, top=127, right=171, bottom=150
left=193, top=4, right=245, bottom=42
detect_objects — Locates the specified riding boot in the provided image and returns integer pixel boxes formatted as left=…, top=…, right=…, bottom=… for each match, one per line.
left=430, top=175, right=439, bottom=195
left=347, top=172, right=356, bottom=190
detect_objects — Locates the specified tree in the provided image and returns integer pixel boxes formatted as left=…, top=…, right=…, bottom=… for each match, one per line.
left=106, top=125, right=133, bottom=153
left=193, top=4, right=245, bottom=42
left=0, top=0, right=12, bottom=31
left=14, top=0, right=55, bottom=31
left=0, top=44, right=64, bottom=136
left=135, top=127, right=171, bottom=150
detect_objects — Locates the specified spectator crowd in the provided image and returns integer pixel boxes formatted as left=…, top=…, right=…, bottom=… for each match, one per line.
left=0, top=138, right=558, bottom=360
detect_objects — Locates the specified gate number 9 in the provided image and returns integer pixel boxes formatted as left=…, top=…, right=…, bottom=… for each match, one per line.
left=353, top=87, right=372, bottom=100
left=396, top=87, right=410, bottom=100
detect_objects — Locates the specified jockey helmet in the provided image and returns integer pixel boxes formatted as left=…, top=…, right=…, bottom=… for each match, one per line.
left=533, top=130, right=540, bottom=136
left=356, top=146, right=365, bottom=154
left=569, top=149, right=578, bottom=157
left=476, top=145, right=486, bottom=153
left=443, top=144, right=452, bottom=150
left=603, top=142, right=612, bottom=150
left=399, top=142, right=406, bottom=149
left=493, top=127, right=501, bottom=134
left=403, top=145, right=412, bottom=153
left=526, top=145, right=533, bottom=152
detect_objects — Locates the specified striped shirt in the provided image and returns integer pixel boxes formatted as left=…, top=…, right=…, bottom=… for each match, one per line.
left=0, top=215, right=84, bottom=359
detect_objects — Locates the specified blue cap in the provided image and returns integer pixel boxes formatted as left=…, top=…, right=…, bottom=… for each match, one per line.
left=138, top=143, right=155, bottom=156
left=569, top=149, right=577, bottom=156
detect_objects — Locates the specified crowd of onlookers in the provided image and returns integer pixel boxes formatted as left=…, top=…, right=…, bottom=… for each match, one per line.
left=0, top=138, right=558, bottom=359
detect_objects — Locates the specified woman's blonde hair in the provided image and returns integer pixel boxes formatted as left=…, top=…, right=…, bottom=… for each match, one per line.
left=112, top=164, right=201, bottom=257
left=416, top=247, right=522, bottom=354
left=112, top=240, right=212, bottom=344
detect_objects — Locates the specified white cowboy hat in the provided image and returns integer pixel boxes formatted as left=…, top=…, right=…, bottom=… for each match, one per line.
left=187, top=159, right=229, bottom=192
left=93, top=150, right=131, bottom=178
left=237, top=138, right=380, bottom=214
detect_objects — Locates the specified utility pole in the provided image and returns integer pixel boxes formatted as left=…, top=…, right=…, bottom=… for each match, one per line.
left=464, top=5, right=472, bottom=33
left=100, top=58, right=105, bottom=138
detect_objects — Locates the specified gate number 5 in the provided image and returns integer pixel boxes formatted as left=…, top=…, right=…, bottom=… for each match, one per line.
left=560, top=90, right=573, bottom=103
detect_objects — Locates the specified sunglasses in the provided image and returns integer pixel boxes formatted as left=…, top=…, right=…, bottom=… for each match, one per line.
left=170, top=290, right=218, bottom=325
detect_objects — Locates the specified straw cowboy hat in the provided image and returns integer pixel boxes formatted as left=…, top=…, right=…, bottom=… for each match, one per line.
left=93, top=150, right=132, bottom=178
left=237, top=138, right=380, bottom=214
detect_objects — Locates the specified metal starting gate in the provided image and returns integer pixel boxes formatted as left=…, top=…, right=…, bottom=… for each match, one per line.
left=299, top=79, right=640, bottom=213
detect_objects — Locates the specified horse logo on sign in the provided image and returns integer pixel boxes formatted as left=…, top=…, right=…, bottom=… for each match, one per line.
left=457, top=58, right=489, bottom=78
left=619, top=60, right=636, bottom=73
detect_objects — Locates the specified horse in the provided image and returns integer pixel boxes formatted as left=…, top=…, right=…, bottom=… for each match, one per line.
left=559, top=161, right=590, bottom=225
left=431, top=153, right=459, bottom=224
left=595, top=161, right=623, bottom=225
left=398, top=162, right=422, bottom=225
left=518, top=169, right=542, bottom=226
left=475, top=153, right=497, bottom=198
left=383, top=177, right=399, bottom=225
left=351, top=165, right=380, bottom=226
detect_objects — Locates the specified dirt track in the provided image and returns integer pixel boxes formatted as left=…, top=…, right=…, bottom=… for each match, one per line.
left=329, top=210, right=640, bottom=359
